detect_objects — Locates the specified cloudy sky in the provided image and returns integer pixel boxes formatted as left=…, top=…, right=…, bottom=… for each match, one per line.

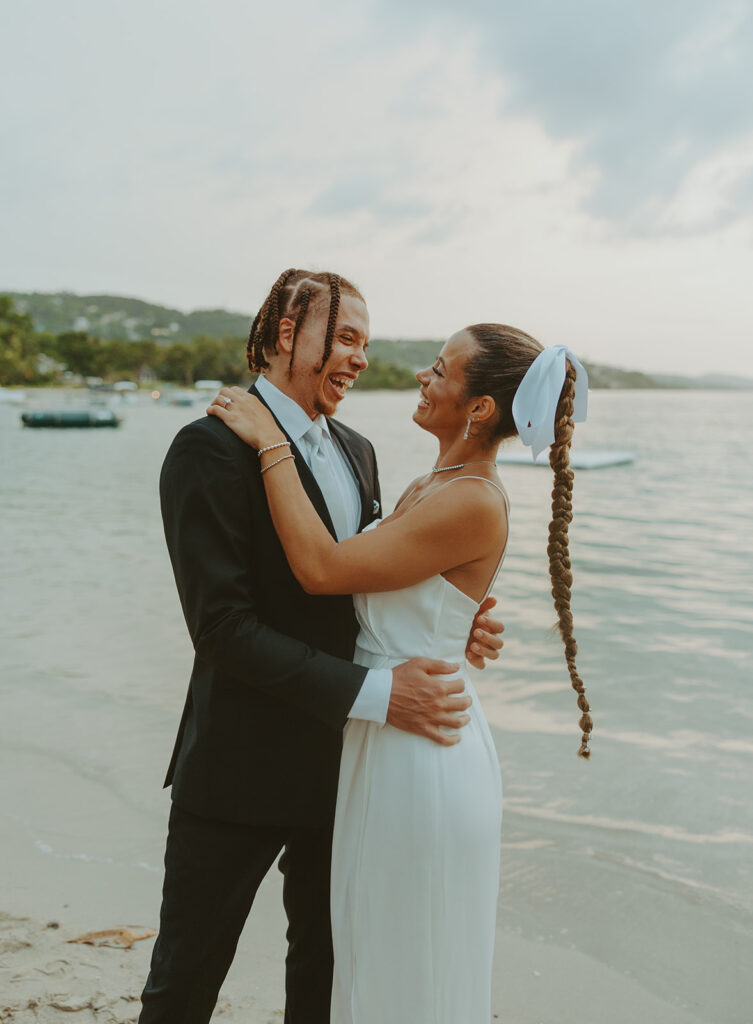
left=3, top=0, right=752, bottom=375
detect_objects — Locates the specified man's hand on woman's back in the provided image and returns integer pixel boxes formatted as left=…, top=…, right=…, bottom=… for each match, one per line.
left=388, top=659, right=472, bottom=747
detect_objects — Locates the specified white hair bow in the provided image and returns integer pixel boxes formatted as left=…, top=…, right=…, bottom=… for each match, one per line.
left=511, top=345, right=589, bottom=461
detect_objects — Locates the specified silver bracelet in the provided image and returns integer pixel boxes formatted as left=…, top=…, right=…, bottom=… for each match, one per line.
left=258, top=440, right=290, bottom=457
left=260, top=453, right=295, bottom=475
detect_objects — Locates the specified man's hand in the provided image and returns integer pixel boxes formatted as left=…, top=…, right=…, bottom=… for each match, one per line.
left=387, top=658, right=472, bottom=747
left=465, top=596, right=505, bottom=670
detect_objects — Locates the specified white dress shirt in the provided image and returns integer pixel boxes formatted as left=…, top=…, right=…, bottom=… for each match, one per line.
left=255, top=374, right=391, bottom=724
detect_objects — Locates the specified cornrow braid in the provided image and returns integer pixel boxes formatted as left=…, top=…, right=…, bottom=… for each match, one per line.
left=317, top=273, right=341, bottom=372
left=246, top=309, right=263, bottom=371
left=267, top=268, right=296, bottom=363
left=548, top=362, right=593, bottom=758
left=247, top=267, right=297, bottom=373
left=288, top=286, right=311, bottom=377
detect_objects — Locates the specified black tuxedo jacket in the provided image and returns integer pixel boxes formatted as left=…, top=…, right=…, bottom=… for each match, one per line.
left=159, top=384, right=382, bottom=827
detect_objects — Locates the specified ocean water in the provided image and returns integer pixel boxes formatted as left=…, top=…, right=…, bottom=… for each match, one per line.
left=1, top=387, right=752, bottom=1020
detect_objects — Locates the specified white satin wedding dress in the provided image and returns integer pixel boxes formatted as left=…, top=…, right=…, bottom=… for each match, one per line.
left=330, top=477, right=509, bottom=1024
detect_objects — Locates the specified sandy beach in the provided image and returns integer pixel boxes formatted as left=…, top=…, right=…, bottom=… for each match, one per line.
left=2, top=866, right=728, bottom=1024
left=2, top=881, right=723, bottom=1024
left=2, top=389, right=752, bottom=1023
left=2, top=697, right=745, bottom=1024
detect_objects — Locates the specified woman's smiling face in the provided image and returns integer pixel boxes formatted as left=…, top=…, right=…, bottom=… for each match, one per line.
left=413, top=329, right=479, bottom=438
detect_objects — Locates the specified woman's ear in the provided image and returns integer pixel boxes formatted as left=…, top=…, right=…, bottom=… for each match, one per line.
left=277, top=317, right=296, bottom=355
left=468, top=395, right=496, bottom=427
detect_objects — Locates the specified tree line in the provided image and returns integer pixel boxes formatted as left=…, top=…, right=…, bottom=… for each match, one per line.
left=0, top=296, right=416, bottom=389
left=1, top=296, right=248, bottom=386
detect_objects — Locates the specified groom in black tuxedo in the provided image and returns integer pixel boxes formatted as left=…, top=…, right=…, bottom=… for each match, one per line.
left=138, top=269, right=503, bottom=1023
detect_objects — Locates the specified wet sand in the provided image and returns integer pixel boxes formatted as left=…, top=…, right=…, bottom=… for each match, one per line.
left=1, top=701, right=744, bottom=1024
left=0, top=876, right=721, bottom=1024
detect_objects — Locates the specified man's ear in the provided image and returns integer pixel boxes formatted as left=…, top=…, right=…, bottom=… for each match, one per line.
left=277, top=317, right=296, bottom=355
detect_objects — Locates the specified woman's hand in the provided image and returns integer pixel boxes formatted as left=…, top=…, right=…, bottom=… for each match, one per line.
left=465, top=596, right=505, bottom=669
left=207, top=387, right=286, bottom=450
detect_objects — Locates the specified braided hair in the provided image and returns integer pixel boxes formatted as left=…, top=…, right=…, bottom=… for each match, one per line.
left=548, top=363, right=592, bottom=758
left=318, top=273, right=341, bottom=372
left=247, top=269, right=363, bottom=377
left=463, top=324, right=592, bottom=758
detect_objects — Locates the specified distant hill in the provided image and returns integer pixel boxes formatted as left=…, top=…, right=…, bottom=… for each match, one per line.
left=364, top=338, right=443, bottom=371
left=6, top=291, right=250, bottom=343
left=651, top=371, right=753, bottom=389
left=5, top=291, right=753, bottom=390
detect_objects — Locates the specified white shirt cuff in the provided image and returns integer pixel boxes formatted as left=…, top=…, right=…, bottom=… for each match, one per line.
left=347, top=668, right=392, bottom=725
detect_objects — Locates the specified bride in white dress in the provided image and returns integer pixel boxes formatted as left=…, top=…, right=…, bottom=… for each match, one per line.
left=210, top=322, right=593, bottom=1023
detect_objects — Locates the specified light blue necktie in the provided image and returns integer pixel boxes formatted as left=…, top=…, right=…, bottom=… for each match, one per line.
left=305, top=421, right=349, bottom=541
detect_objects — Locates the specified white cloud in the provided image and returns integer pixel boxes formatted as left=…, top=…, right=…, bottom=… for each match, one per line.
left=2, top=0, right=752, bottom=376
left=656, top=135, right=753, bottom=232
left=386, top=0, right=753, bottom=228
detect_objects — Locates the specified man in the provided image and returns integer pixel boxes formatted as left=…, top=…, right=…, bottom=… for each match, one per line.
left=139, top=268, right=504, bottom=1023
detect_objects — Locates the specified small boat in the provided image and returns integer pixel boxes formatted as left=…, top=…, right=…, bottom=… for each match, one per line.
left=168, top=391, right=196, bottom=407
left=21, top=409, right=122, bottom=429
left=497, top=449, right=635, bottom=469
left=113, top=381, right=139, bottom=404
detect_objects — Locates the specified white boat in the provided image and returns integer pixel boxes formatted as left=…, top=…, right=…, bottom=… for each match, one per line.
left=113, top=381, right=139, bottom=404
left=497, top=449, right=635, bottom=469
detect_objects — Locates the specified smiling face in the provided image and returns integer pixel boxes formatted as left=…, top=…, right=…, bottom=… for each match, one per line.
left=273, top=291, right=370, bottom=419
left=413, top=329, right=480, bottom=439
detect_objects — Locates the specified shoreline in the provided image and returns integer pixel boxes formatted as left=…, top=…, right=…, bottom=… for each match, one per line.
left=0, top=896, right=718, bottom=1024
left=5, top=382, right=753, bottom=395
left=2, top=728, right=749, bottom=1024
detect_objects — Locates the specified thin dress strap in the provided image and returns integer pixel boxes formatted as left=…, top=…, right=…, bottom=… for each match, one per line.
left=443, top=476, right=511, bottom=601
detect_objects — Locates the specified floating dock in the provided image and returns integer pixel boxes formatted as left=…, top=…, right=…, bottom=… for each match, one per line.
left=497, top=449, right=635, bottom=469
left=21, top=410, right=122, bottom=429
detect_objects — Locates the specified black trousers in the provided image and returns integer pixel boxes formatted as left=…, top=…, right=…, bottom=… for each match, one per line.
left=138, top=801, right=335, bottom=1024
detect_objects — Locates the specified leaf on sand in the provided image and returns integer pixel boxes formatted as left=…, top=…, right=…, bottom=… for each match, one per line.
left=67, top=927, right=157, bottom=949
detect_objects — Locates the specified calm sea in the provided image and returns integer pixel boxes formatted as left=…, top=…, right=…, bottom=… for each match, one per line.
left=1, top=387, right=752, bottom=1020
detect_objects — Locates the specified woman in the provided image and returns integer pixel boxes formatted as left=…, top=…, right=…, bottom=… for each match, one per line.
left=208, top=322, right=593, bottom=1023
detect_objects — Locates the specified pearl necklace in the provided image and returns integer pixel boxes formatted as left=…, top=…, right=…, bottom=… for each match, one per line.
left=431, top=459, right=497, bottom=474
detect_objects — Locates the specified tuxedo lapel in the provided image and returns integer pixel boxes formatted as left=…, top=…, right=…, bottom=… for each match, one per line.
left=328, top=418, right=373, bottom=532
left=250, top=384, right=339, bottom=541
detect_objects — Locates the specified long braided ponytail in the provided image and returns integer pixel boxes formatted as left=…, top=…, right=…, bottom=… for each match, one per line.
left=548, top=362, right=592, bottom=758
left=464, top=324, right=592, bottom=758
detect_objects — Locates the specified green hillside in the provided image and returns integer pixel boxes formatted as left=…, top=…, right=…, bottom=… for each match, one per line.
left=4, top=291, right=752, bottom=389
left=6, top=291, right=250, bottom=343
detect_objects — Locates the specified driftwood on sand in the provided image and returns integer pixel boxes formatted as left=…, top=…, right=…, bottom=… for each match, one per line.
left=67, top=927, right=157, bottom=950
